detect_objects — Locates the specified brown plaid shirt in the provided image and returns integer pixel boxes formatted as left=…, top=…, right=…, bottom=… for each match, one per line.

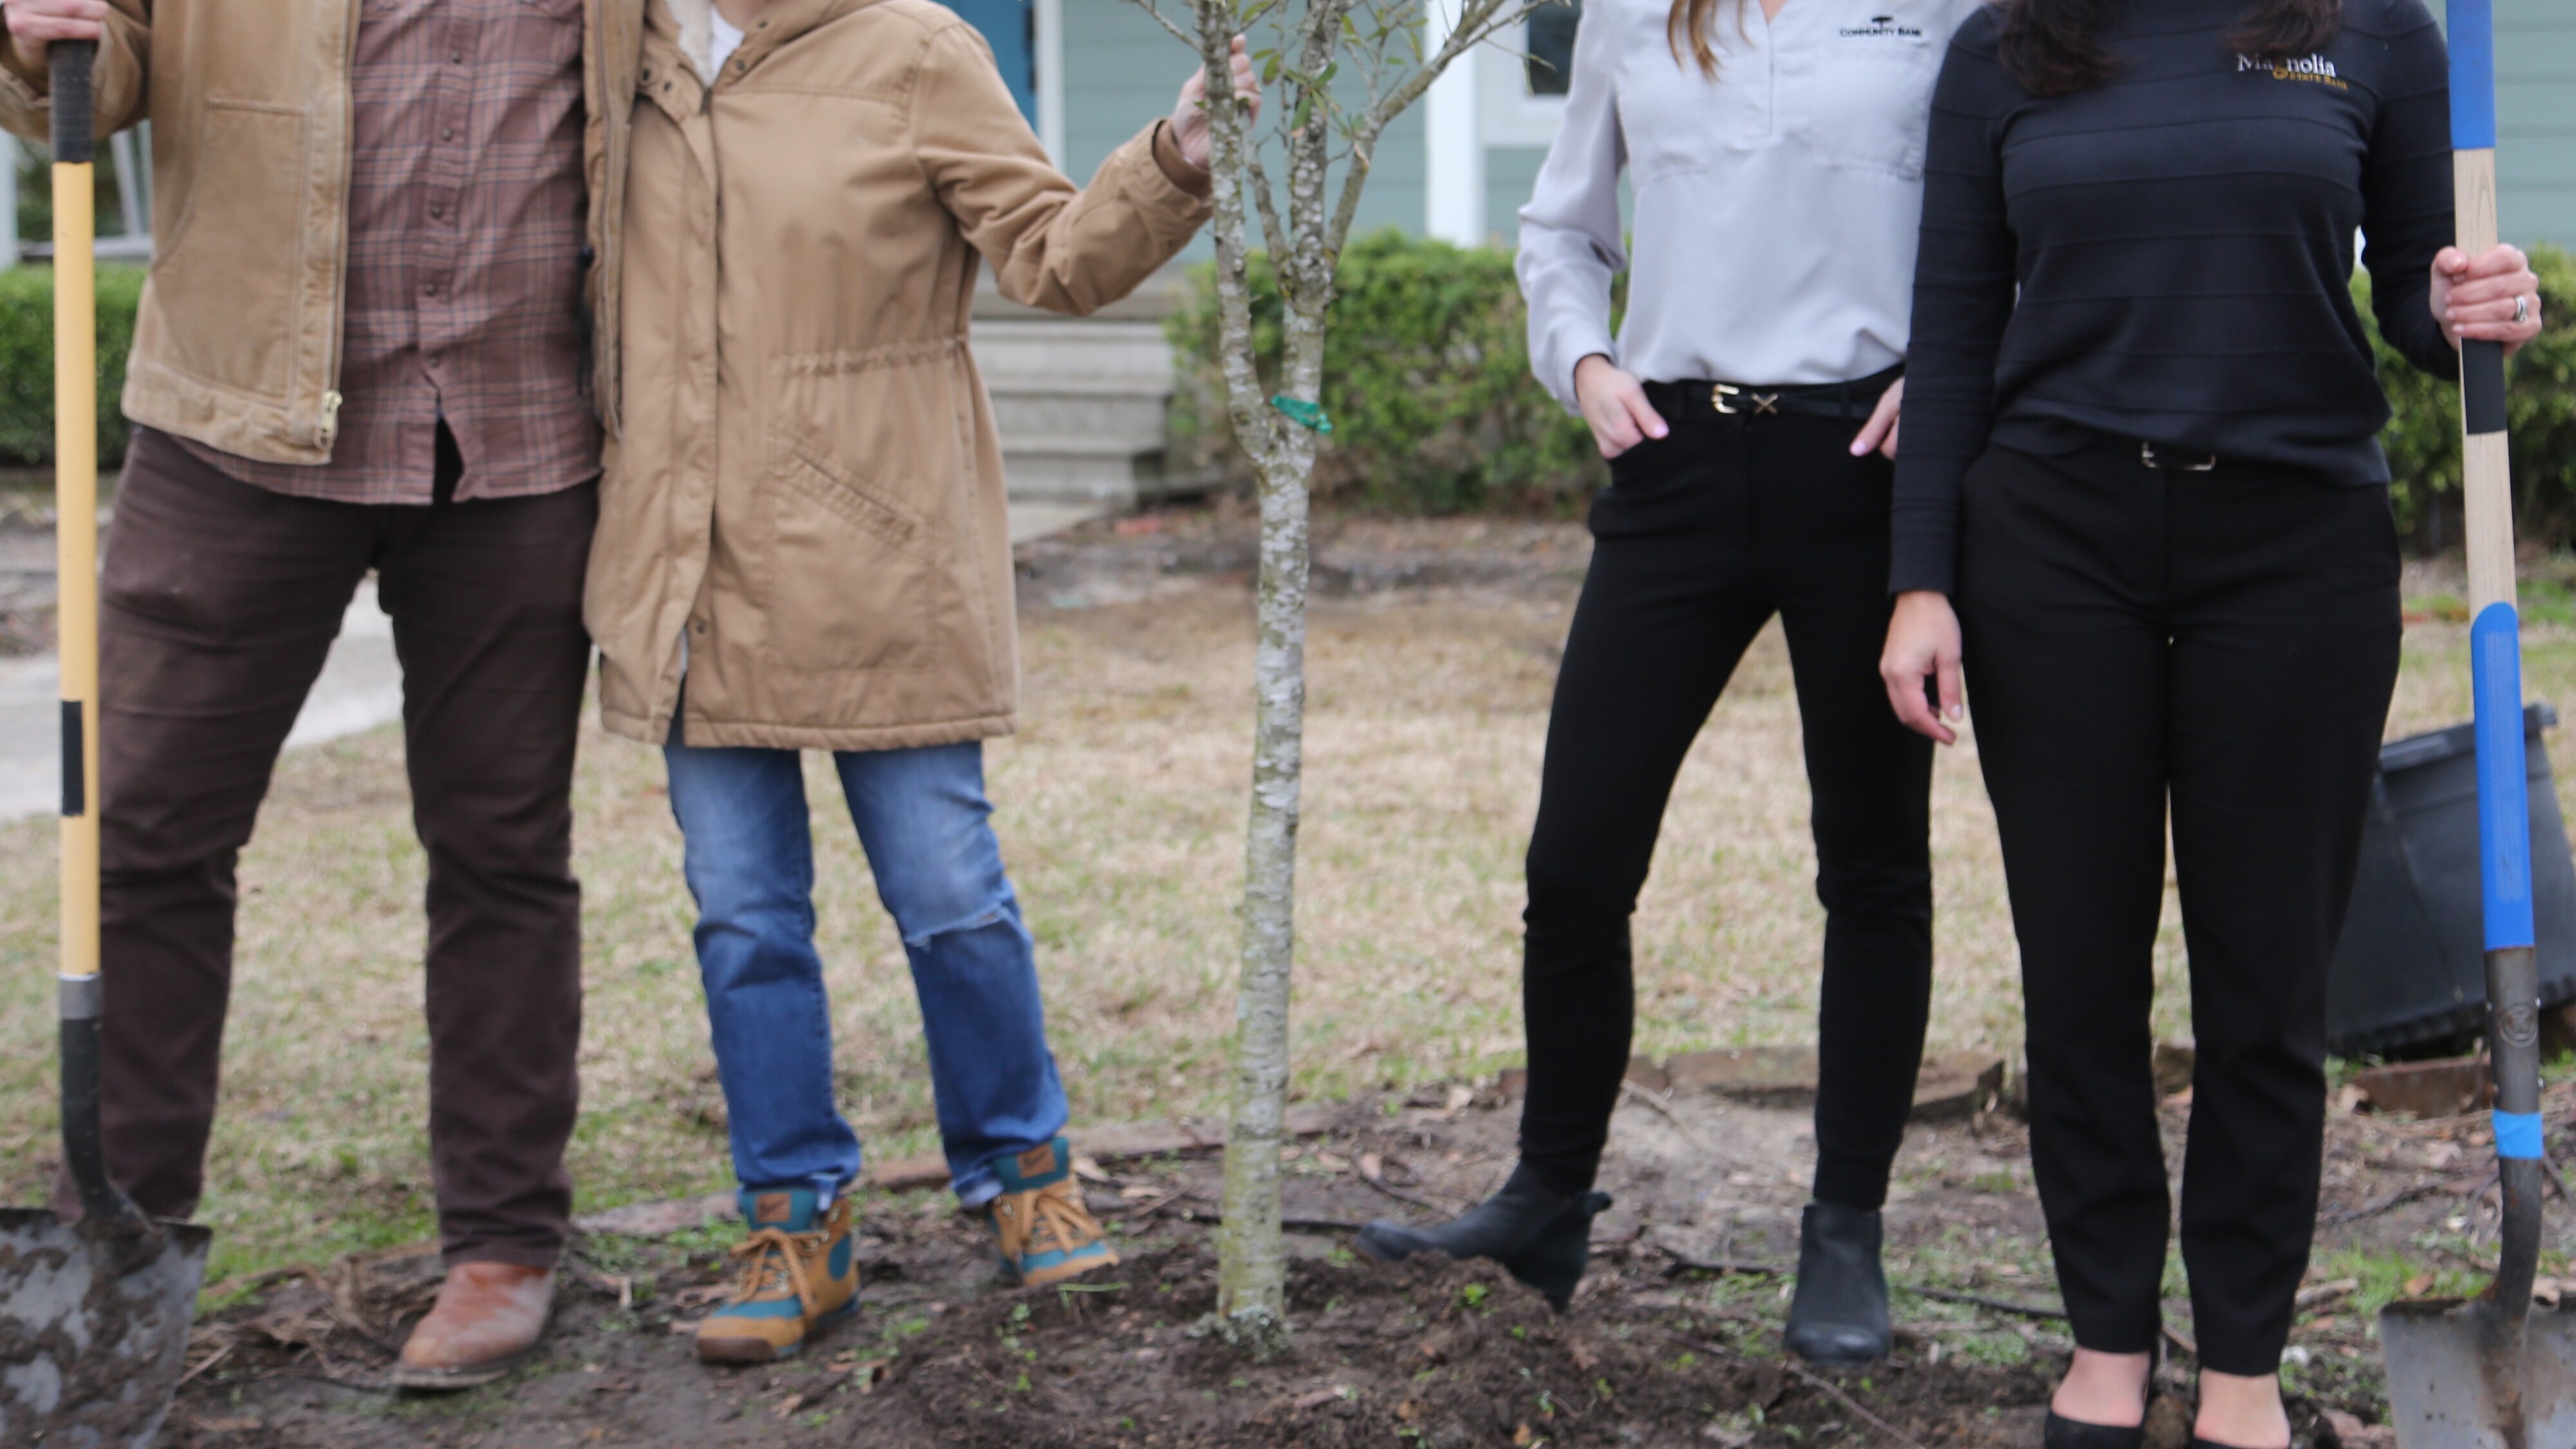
left=185, top=0, right=598, bottom=504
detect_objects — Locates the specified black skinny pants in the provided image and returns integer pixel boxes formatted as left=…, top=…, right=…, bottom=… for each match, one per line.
left=1518, top=406, right=1935, bottom=1210
left=1957, top=441, right=2400, bottom=1376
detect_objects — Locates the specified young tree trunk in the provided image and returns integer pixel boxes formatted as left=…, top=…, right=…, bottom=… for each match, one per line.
left=1210, top=29, right=1334, bottom=1350
left=1170, top=0, right=1533, bottom=1351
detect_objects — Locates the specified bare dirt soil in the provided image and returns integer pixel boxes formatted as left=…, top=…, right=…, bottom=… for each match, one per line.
left=155, top=1070, right=2551, bottom=1449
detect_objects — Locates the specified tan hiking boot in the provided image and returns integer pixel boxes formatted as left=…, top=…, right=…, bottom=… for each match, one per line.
left=696, top=1189, right=860, bottom=1363
left=983, top=1138, right=1119, bottom=1288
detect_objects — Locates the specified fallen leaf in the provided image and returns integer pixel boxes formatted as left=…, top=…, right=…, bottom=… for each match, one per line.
left=1568, top=1340, right=1600, bottom=1372
left=1072, top=1155, right=1110, bottom=1184
left=1314, top=1152, right=1350, bottom=1173
left=2403, top=1273, right=2437, bottom=1298
left=773, top=1392, right=806, bottom=1418
left=1445, top=1084, right=1475, bottom=1115
left=1358, top=1151, right=1385, bottom=1182
left=1293, top=1387, right=1344, bottom=1411
left=1513, top=1425, right=1537, bottom=1446
left=852, top=1358, right=891, bottom=1394
left=1397, top=1399, right=1423, bottom=1421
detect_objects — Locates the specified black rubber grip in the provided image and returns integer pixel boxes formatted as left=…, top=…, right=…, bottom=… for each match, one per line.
left=2463, top=338, right=2508, bottom=437
left=59, top=699, right=82, bottom=817
left=60, top=1014, right=131, bottom=1222
left=49, top=39, right=95, bottom=164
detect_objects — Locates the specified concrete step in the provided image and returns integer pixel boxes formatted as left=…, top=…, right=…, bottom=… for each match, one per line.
left=973, top=314, right=1188, bottom=510
left=971, top=318, right=1175, bottom=386
left=990, top=393, right=1168, bottom=447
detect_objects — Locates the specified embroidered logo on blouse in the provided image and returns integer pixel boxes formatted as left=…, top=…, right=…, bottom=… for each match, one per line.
left=2239, top=53, right=2348, bottom=90
left=1839, top=14, right=1924, bottom=38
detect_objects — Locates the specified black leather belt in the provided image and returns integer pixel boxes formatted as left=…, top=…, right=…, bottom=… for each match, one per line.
left=1644, top=363, right=1903, bottom=424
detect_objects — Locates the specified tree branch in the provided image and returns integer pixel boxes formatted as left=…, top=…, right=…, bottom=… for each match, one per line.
left=1116, top=0, right=1198, bottom=48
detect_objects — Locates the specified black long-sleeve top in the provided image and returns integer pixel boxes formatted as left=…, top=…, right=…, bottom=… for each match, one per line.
left=1890, top=0, right=2458, bottom=596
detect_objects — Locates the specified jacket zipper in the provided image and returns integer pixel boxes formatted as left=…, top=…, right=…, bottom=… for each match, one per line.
left=317, top=0, right=363, bottom=456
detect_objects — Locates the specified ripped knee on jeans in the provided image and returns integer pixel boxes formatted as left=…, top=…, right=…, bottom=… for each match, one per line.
left=898, top=900, right=1022, bottom=952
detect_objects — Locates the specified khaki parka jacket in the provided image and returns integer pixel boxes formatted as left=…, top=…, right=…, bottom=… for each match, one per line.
left=0, top=1, right=647, bottom=464
left=588, top=0, right=1211, bottom=751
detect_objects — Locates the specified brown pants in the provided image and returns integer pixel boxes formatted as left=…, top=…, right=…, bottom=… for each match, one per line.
left=68, top=426, right=595, bottom=1267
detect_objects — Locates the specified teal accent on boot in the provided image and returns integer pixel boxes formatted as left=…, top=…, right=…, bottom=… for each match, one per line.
left=984, top=1138, right=1120, bottom=1287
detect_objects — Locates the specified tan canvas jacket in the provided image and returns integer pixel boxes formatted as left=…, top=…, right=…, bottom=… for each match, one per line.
left=0, top=0, right=646, bottom=464
left=587, top=0, right=1211, bottom=752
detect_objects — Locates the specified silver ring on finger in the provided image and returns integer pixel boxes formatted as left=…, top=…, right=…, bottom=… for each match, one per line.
left=2515, top=294, right=2532, bottom=326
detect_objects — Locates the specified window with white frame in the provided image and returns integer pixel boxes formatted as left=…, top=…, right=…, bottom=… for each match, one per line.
left=1478, top=0, right=1579, bottom=146
left=1524, top=1, right=1581, bottom=97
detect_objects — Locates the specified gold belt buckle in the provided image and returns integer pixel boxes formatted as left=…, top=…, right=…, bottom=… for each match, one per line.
left=1711, top=384, right=1781, bottom=416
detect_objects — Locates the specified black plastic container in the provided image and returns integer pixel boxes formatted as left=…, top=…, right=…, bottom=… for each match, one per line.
left=2327, top=703, right=2576, bottom=1055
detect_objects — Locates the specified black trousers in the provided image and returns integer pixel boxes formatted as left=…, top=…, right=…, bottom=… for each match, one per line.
left=1517, top=404, right=1935, bottom=1210
left=1956, top=440, right=2400, bottom=1375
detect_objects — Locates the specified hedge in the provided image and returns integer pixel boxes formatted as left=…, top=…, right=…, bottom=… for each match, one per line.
left=0, top=261, right=143, bottom=467
left=1171, top=231, right=2576, bottom=541
left=1167, top=229, right=1606, bottom=511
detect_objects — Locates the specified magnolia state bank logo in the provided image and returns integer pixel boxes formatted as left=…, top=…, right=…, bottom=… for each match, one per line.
left=1840, top=14, right=1926, bottom=38
left=2241, top=52, right=2349, bottom=89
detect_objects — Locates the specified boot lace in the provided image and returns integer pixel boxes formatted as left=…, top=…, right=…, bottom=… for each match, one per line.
left=1016, top=1180, right=1101, bottom=1258
left=728, top=1227, right=824, bottom=1316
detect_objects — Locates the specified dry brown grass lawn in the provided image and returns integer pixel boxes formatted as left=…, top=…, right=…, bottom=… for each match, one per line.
left=0, top=533, right=2565, bottom=1281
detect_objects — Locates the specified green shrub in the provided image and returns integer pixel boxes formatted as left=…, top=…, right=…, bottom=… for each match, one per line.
left=2365, top=242, right=2576, bottom=546
left=1166, top=229, right=1604, bottom=513
left=0, top=261, right=143, bottom=466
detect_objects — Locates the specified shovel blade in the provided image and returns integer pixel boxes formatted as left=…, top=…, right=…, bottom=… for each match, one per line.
left=0, top=1206, right=211, bottom=1449
left=2382, top=1296, right=2576, bottom=1449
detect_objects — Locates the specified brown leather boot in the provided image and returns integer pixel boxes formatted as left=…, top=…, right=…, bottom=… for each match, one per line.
left=393, top=1262, right=555, bottom=1390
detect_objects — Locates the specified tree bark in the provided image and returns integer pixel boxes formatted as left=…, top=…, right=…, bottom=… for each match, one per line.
left=1157, top=0, right=1544, bottom=1352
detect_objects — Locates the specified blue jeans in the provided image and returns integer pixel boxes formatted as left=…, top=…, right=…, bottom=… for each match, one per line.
left=663, top=740, right=1068, bottom=1208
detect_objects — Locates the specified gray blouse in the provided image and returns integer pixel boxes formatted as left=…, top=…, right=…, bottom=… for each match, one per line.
left=1517, top=0, right=1983, bottom=408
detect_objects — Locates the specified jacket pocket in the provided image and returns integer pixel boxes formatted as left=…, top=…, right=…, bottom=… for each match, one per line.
left=754, top=357, right=943, bottom=676
left=149, top=99, right=308, bottom=401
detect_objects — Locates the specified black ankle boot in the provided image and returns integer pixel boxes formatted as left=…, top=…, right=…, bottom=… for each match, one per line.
left=1783, top=1200, right=1891, bottom=1365
left=1358, top=1162, right=1574, bottom=1270
left=2041, top=1414, right=2144, bottom=1449
left=1499, top=1191, right=1613, bottom=1311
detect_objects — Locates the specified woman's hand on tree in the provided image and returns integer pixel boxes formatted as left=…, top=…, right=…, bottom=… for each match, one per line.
left=4, top=0, right=108, bottom=66
left=1850, top=377, right=1902, bottom=459
left=1573, top=354, right=1667, bottom=459
left=2434, top=243, right=2546, bottom=357
left=1881, top=590, right=1964, bottom=745
left=1172, top=37, right=1261, bottom=173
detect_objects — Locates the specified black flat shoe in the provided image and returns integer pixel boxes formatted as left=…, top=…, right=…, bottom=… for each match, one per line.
left=1358, top=1162, right=1574, bottom=1269
left=1499, top=1191, right=1613, bottom=1311
left=1783, top=1200, right=1891, bottom=1365
left=2041, top=1411, right=2146, bottom=1449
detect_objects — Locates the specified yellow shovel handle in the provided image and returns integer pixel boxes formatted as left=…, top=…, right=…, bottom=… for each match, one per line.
left=54, top=41, right=97, bottom=997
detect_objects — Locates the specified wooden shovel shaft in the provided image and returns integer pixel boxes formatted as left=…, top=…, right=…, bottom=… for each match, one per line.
left=54, top=125, right=95, bottom=990
left=2448, top=0, right=2546, bottom=1349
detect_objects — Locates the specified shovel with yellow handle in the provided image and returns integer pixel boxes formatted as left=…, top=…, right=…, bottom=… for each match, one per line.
left=0, top=40, right=211, bottom=1449
left=2376, top=4, right=2575, bottom=1446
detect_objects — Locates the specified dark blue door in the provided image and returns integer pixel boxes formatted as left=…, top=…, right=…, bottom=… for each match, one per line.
left=945, top=0, right=1038, bottom=127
